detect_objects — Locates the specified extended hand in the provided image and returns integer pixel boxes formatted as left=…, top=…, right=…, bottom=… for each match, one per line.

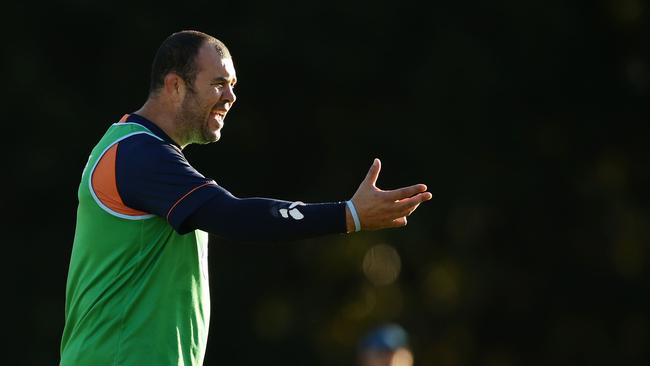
left=347, top=158, right=433, bottom=232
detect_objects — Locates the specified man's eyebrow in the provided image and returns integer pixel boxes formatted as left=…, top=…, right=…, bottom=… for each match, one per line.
left=211, top=76, right=237, bottom=84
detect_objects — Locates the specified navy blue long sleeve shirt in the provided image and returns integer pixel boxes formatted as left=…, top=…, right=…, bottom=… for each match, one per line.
left=114, top=113, right=347, bottom=241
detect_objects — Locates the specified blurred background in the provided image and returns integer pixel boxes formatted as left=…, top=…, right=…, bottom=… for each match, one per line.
left=3, top=0, right=649, bottom=365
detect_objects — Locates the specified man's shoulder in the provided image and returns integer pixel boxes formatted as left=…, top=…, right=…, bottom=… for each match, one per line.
left=117, top=131, right=183, bottom=162
left=110, top=122, right=164, bottom=142
left=94, top=122, right=162, bottom=149
left=112, top=132, right=195, bottom=185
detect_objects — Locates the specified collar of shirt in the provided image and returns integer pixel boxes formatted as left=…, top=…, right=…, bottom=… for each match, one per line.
left=125, top=113, right=181, bottom=149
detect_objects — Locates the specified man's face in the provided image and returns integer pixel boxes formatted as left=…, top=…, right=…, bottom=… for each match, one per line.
left=177, top=43, right=237, bottom=145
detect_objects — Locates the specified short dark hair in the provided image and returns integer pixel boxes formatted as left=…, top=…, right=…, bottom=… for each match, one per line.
left=149, top=30, right=231, bottom=94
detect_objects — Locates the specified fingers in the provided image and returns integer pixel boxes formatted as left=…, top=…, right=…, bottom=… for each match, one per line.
left=394, top=192, right=432, bottom=215
left=385, top=184, right=428, bottom=200
left=363, top=158, right=381, bottom=187
left=352, top=159, right=432, bottom=231
left=391, top=217, right=408, bottom=227
left=374, top=193, right=430, bottom=230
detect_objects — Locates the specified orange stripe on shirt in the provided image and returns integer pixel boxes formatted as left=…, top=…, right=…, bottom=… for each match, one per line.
left=166, top=182, right=213, bottom=222
left=118, top=114, right=129, bottom=123
left=91, top=144, right=150, bottom=216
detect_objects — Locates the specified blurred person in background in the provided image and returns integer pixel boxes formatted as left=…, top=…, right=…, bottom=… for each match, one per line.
left=59, top=30, right=432, bottom=366
left=359, top=323, right=414, bottom=366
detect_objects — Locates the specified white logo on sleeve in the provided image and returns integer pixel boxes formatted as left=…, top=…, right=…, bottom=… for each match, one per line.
left=279, top=201, right=306, bottom=220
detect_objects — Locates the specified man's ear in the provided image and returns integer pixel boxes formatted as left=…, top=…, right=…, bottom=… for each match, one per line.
left=163, top=72, right=186, bottom=102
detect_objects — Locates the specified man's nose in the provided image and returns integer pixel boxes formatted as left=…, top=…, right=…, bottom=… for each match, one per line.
left=223, top=85, right=236, bottom=104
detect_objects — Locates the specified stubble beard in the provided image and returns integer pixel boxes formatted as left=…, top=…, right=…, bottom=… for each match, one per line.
left=177, top=90, right=218, bottom=146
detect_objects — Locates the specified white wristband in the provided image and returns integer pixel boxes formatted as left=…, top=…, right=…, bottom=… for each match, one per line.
left=346, top=200, right=361, bottom=232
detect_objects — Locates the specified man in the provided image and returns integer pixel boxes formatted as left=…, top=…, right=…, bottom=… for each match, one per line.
left=60, top=30, right=432, bottom=366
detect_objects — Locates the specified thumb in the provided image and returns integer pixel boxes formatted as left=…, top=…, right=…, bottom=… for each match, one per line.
left=363, top=158, right=381, bottom=187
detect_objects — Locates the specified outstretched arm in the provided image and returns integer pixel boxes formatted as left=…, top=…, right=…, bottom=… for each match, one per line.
left=116, top=131, right=430, bottom=240
left=345, top=158, right=432, bottom=232
left=184, top=189, right=347, bottom=242
left=184, top=158, right=432, bottom=240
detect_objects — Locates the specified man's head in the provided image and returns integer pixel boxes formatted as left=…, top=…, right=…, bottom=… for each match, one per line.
left=149, top=30, right=237, bottom=146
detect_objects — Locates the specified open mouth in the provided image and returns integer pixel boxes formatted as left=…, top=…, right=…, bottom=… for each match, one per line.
left=212, top=109, right=227, bottom=119
left=211, top=110, right=226, bottom=130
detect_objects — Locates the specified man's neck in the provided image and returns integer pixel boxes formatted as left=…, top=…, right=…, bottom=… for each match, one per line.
left=133, top=99, right=185, bottom=148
